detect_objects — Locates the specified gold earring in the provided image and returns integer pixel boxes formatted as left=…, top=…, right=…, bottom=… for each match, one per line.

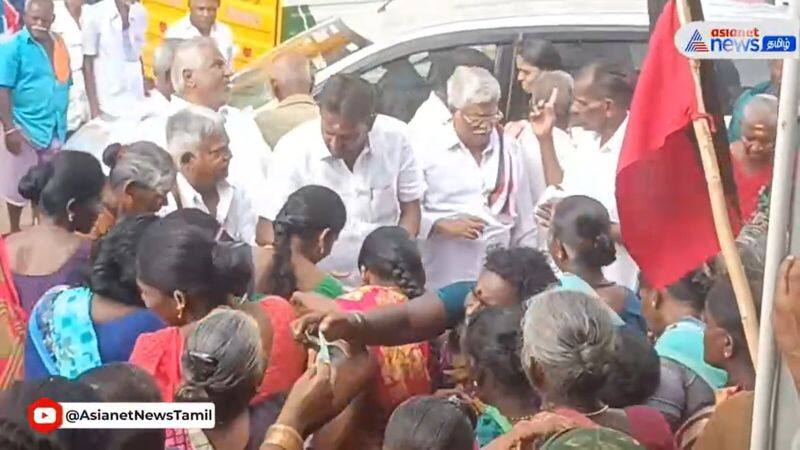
left=176, top=304, right=185, bottom=320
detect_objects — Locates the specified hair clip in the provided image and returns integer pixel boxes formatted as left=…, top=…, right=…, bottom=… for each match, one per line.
left=188, top=351, right=217, bottom=366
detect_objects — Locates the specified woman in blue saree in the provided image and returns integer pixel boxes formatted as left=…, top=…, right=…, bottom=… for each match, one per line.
left=25, top=215, right=164, bottom=380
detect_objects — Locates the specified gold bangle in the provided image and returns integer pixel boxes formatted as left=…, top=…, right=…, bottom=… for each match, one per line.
left=264, top=424, right=303, bottom=450
left=272, top=424, right=303, bottom=444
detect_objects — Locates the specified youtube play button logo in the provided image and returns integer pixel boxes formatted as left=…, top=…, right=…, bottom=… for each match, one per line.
left=28, top=398, right=63, bottom=433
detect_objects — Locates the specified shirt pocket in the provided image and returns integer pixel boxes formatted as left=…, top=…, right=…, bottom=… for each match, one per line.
left=363, top=181, right=399, bottom=226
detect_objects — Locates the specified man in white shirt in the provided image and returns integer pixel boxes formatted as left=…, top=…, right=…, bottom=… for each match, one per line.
left=70, top=37, right=180, bottom=161
left=147, top=38, right=181, bottom=110
left=416, top=66, right=537, bottom=289
left=535, top=60, right=638, bottom=290
left=164, top=0, right=235, bottom=65
left=257, top=74, right=423, bottom=286
left=52, top=0, right=88, bottom=133
left=110, top=38, right=180, bottom=146
left=408, top=47, right=493, bottom=143
left=518, top=70, right=576, bottom=207
left=81, top=0, right=146, bottom=120
left=161, top=105, right=255, bottom=244
left=130, top=37, right=269, bottom=211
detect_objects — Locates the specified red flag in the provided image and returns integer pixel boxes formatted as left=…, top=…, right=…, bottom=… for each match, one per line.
left=616, top=0, right=740, bottom=288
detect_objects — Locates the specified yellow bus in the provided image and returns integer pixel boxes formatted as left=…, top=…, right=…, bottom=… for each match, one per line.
left=141, top=0, right=383, bottom=76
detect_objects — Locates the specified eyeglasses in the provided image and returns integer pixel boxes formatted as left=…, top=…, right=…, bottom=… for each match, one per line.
left=461, top=110, right=504, bottom=130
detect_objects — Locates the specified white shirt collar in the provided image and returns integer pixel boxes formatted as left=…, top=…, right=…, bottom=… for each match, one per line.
left=175, top=172, right=235, bottom=224
left=599, top=114, right=629, bottom=154
left=170, top=95, right=192, bottom=111
left=147, top=89, right=170, bottom=107
left=446, top=123, right=500, bottom=159
left=170, top=95, right=226, bottom=118
left=176, top=15, right=221, bottom=35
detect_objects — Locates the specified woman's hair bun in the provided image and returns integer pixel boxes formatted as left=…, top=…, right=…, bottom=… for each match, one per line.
left=575, top=214, right=616, bottom=268
left=210, top=241, right=253, bottom=297
left=174, top=383, right=211, bottom=403
left=591, top=234, right=617, bottom=267
left=18, top=161, right=54, bottom=204
left=567, top=341, right=611, bottom=395
left=102, top=143, right=125, bottom=169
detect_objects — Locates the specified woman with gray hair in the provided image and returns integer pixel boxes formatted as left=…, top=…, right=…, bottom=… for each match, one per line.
left=90, top=141, right=177, bottom=239
left=521, top=291, right=673, bottom=449
left=415, top=65, right=537, bottom=289
left=173, top=308, right=266, bottom=450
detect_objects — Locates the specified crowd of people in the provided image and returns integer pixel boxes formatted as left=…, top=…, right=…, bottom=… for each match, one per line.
left=0, top=0, right=797, bottom=449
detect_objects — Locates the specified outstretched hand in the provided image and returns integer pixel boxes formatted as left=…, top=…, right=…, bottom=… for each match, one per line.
left=291, top=310, right=361, bottom=344
left=529, top=87, right=559, bottom=139
left=275, top=355, right=336, bottom=437
left=434, top=216, right=487, bottom=240
left=535, top=197, right=561, bottom=230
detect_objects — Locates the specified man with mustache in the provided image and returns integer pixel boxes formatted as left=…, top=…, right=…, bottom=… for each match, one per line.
left=0, top=0, right=70, bottom=232
left=533, top=60, right=639, bottom=291
left=256, top=74, right=423, bottom=288
left=129, top=37, right=268, bottom=234
left=413, top=66, right=537, bottom=289
left=162, top=106, right=254, bottom=244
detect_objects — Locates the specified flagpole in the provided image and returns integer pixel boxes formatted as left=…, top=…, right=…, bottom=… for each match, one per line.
left=674, top=0, right=760, bottom=363
left=750, top=0, right=800, bottom=446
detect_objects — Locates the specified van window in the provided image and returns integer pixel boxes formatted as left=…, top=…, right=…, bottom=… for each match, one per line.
left=359, top=44, right=498, bottom=123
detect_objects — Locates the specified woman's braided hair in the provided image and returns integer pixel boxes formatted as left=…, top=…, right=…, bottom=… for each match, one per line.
left=265, top=186, right=346, bottom=299
left=391, top=256, right=426, bottom=299
left=358, top=226, right=425, bottom=298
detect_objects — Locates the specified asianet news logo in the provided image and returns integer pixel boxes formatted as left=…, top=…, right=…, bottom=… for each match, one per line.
left=27, top=399, right=215, bottom=433
left=676, top=21, right=799, bottom=59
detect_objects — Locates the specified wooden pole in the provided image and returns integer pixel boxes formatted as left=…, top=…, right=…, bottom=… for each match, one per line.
left=675, top=0, right=760, bottom=363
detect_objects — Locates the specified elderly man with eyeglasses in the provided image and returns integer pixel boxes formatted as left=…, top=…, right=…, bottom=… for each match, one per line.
left=414, top=66, right=538, bottom=290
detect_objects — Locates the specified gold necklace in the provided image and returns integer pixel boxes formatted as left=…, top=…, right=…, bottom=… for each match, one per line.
left=509, top=414, right=537, bottom=423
